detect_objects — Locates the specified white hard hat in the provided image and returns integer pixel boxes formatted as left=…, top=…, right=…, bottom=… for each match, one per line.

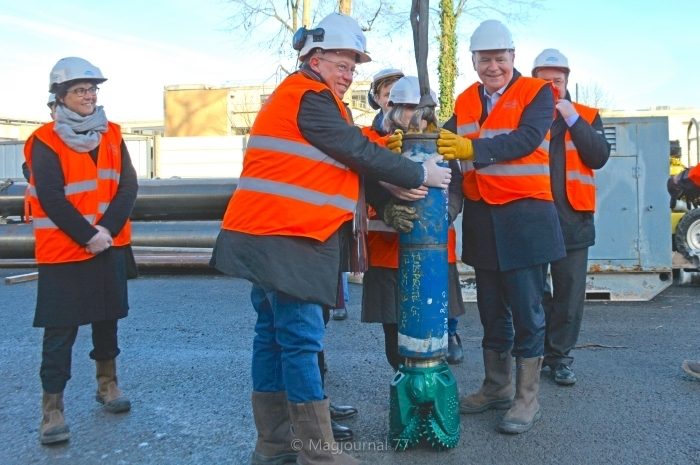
left=47, top=93, right=56, bottom=107
left=368, top=68, right=404, bottom=110
left=469, top=20, right=514, bottom=52
left=372, top=68, right=404, bottom=87
left=49, top=57, right=107, bottom=93
left=388, top=76, right=436, bottom=106
left=532, top=48, right=570, bottom=75
left=298, top=13, right=371, bottom=63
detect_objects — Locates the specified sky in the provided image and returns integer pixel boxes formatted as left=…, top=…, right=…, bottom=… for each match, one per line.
left=2, top=0, right=700, bottom=123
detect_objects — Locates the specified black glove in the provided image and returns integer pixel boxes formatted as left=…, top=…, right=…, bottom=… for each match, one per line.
left=667, top=172, right=684, bottom=199
left=668, top=173, right=683, bottom=208
left=383, top=200, right=418, bottom=233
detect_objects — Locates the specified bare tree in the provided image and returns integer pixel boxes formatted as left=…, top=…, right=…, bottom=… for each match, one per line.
left=225, top=0, right=544, bottom=102
left=225, top=0, right=329, bottom=73
left=575, top=81, right=612, bottom=110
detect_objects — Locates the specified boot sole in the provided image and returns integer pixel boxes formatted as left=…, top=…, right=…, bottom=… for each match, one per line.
left=554, top=377, right=576, bottom=386
left=497, top=410, right=542, bottom=434
left=460, top=398, right=512, bottom=414
left=40, top=427, right=70, bottom=445
left=96, top=395, right=131, bottom=413
left=334, top=432, right=354, bottom=442
left=330, top=411, right=358, bottom=421
left=250, top=451, right=298, bottom=465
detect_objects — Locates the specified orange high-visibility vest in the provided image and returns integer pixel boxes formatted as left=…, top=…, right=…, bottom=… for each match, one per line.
left=455, top=78, right=553, bottom=204
left=361, top=126, right=389, bottom=144
left=222, top=72, right=359, bottom=242
left=563, top=103, right=599, bottom=211
left=24, top=122, right=131, bottom=264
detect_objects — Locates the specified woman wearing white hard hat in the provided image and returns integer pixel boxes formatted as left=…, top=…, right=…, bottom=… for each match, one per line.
left=24, top=56, right=137, bottom=445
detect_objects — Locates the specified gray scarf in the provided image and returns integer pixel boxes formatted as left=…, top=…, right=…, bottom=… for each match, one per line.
left=53, top=104, right=109, bottom=152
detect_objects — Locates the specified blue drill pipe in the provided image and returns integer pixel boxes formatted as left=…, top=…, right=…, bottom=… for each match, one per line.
left=397, top=133, right=449, bottom=360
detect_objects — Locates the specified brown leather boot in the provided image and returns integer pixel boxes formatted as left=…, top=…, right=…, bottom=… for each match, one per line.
left=498, top=356, right=543, bottom=434
left=460, top=349, right=514, bottom=413
left=250, top=391, right=298, bottom=465
left=288, top=398, right=360, bottom=465
left=95, top=359, right=131, bottom=413
left=40, top=391, right=70, bottom=445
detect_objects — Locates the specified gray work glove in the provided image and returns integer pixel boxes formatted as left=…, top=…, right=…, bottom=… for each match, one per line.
left=383, top=200, right=418, bottom=233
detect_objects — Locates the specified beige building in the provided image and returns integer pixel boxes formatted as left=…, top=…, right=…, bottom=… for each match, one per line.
left=0, top=118, right=45, bottom=142
left=164, top=80, right=376, bottom=137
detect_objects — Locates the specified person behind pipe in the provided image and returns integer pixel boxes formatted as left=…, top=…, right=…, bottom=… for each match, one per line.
left=362, top=76, right=467, bottom=370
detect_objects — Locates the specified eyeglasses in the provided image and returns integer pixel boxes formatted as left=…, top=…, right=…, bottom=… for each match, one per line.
left=69, top=86, right=99, bottom=97
left=317, top=57, right=358, bottom=78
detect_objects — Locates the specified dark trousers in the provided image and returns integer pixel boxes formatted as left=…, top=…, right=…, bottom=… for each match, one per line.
left=382, top=323, right=400, bottom=371
left=40, top=320, right=120, bottom=393
left=543, top=247, right=588, bottom=368
left=475, top=264, right=547, bottom=358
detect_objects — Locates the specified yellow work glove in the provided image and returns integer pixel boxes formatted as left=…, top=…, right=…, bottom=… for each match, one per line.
left=386, top=129, right=403, bottom=154
left=437, top=129, right=474, bottom=160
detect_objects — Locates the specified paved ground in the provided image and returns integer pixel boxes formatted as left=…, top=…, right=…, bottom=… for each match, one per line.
left=1, top=268, right=698, bottom=465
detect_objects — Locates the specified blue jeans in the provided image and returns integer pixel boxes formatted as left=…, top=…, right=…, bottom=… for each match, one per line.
left=250, top=285, right=325, bottom=403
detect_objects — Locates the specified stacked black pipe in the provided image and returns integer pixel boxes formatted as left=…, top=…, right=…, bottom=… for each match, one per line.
left=0, top=178, right=237, bottom=261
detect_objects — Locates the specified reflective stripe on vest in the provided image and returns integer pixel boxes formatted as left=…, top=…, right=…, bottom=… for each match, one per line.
left=455, top=78, right=553, bottom=205
left=24, top=121, right=131, bottom=264
left=238, top=177, right=356, bottom=212
left=98, top=168, right=121, bottom=182
left=32, top=214, right=97, bottom=229
left=564, top=102, right=599, bottom=211
left=221, top=72, right=359, bottom=242
left=247, top=135, right=349, bottom=170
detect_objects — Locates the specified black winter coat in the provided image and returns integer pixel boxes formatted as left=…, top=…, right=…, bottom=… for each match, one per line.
left=548, top=96, right=610, bottom=250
